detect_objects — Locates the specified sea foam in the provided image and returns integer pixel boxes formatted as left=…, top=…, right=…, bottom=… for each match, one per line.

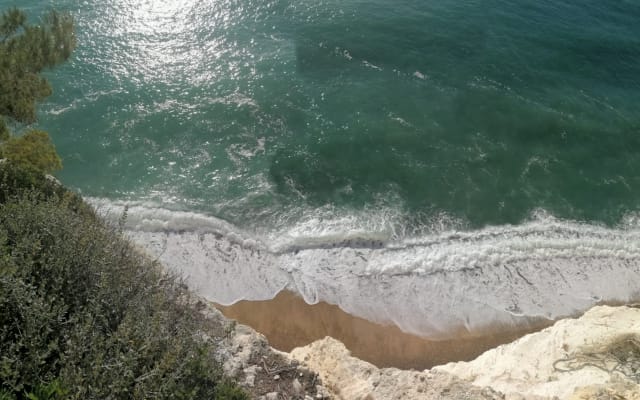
left=89, top=198, right=640, bottom=339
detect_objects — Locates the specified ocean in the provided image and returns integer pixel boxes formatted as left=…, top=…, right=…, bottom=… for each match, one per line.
left=6, top=0, right=640, bottom=338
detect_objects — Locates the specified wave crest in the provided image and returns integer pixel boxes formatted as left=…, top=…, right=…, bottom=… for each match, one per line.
left=89, top=198, right=640, bottom=339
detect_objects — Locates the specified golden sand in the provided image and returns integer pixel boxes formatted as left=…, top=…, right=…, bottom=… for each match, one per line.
left=216, top=290, right=549, bottom=369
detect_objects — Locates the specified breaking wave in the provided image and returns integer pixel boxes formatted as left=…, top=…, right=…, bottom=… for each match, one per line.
left=89, top=198, right=640, bottom=340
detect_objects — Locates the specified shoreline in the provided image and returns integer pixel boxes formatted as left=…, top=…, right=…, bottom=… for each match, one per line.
left=216, top=290, right=551, bottom=370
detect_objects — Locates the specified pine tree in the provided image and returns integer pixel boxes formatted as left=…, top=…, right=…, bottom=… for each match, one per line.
left=0, top=7, right=75, bottom=174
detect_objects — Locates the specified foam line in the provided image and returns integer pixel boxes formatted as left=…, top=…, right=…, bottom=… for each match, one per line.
left=89, top=198, right=640, bottom=339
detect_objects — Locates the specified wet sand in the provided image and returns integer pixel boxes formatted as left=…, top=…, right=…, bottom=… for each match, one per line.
left=216, top=290, right=550, bottom=370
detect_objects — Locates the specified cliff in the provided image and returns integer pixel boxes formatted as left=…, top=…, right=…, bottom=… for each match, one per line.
left=284, top=306, right=640, bottom=400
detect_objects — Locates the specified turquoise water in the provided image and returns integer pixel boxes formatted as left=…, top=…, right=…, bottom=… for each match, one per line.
left=5, top=0, right=640, bottom=336
left=8, top=0, right=640, bottom=228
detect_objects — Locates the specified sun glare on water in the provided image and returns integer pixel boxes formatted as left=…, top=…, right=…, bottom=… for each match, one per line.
left=86, top=0, right=235, bottom=85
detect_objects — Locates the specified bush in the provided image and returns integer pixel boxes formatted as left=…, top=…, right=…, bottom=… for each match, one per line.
left=0, top=130, right=62, bottom=175
left=0, top=177, right=247, bottom=399
left=0, top=162, right=90, bottom=217
left=0, top=119, right=8, bottom=141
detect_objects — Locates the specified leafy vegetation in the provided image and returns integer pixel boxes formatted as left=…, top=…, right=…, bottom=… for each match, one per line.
left=0, top=7, right=75, bottom=125
left=0, top=130, right=61, bottom=174
left=0, top=7, right=73, bottom=175
left=0, top=164, right=248, bottom=399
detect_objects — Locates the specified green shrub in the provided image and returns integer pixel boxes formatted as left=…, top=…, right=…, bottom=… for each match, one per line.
left=0, top=185, right=247, bottom=399
left=24, top=380, right=67, bottom=400
left=0, top=130, right=62, bottom=175
left=0, top=162, right=91, bottom=217
left=0, top=8, right=76, bottom=125
left=0, top=119, right=8, bottom=141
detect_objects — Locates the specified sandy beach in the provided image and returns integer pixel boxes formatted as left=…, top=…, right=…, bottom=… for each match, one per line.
left=217, top=290, right=550, bottom=369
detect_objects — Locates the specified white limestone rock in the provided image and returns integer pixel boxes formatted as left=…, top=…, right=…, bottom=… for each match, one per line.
left=437, top=306, right=640, bottom=399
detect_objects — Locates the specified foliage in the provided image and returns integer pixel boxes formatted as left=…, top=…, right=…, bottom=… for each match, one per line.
left=0, top=171, right=247, bottom=399
left=0, top=7, right=75, bottom=178
left=24, top=380, right=67, bottom=400
left=0, top=162, right=88, bottom=216
left=0, top=7, right=76, bottom=125
left=0, top=130, right=61, bottom=174
left=0, top=119, right=8, bottom=142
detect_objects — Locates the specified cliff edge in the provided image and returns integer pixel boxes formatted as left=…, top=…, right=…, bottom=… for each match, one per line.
left=286, top=306, right=640, bottom=400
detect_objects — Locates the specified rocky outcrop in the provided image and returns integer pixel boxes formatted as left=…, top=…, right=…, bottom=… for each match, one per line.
left=437, top=306, right=640, bottom=399
left=198, top=300, right=331, bottom=399
left=569, top=381, right=640, bottom=400
left=289, top=306, right=640, bottom=400
left=290, top=337, right=503, bottom=400
left=204, top=298, right=640, bottom=399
